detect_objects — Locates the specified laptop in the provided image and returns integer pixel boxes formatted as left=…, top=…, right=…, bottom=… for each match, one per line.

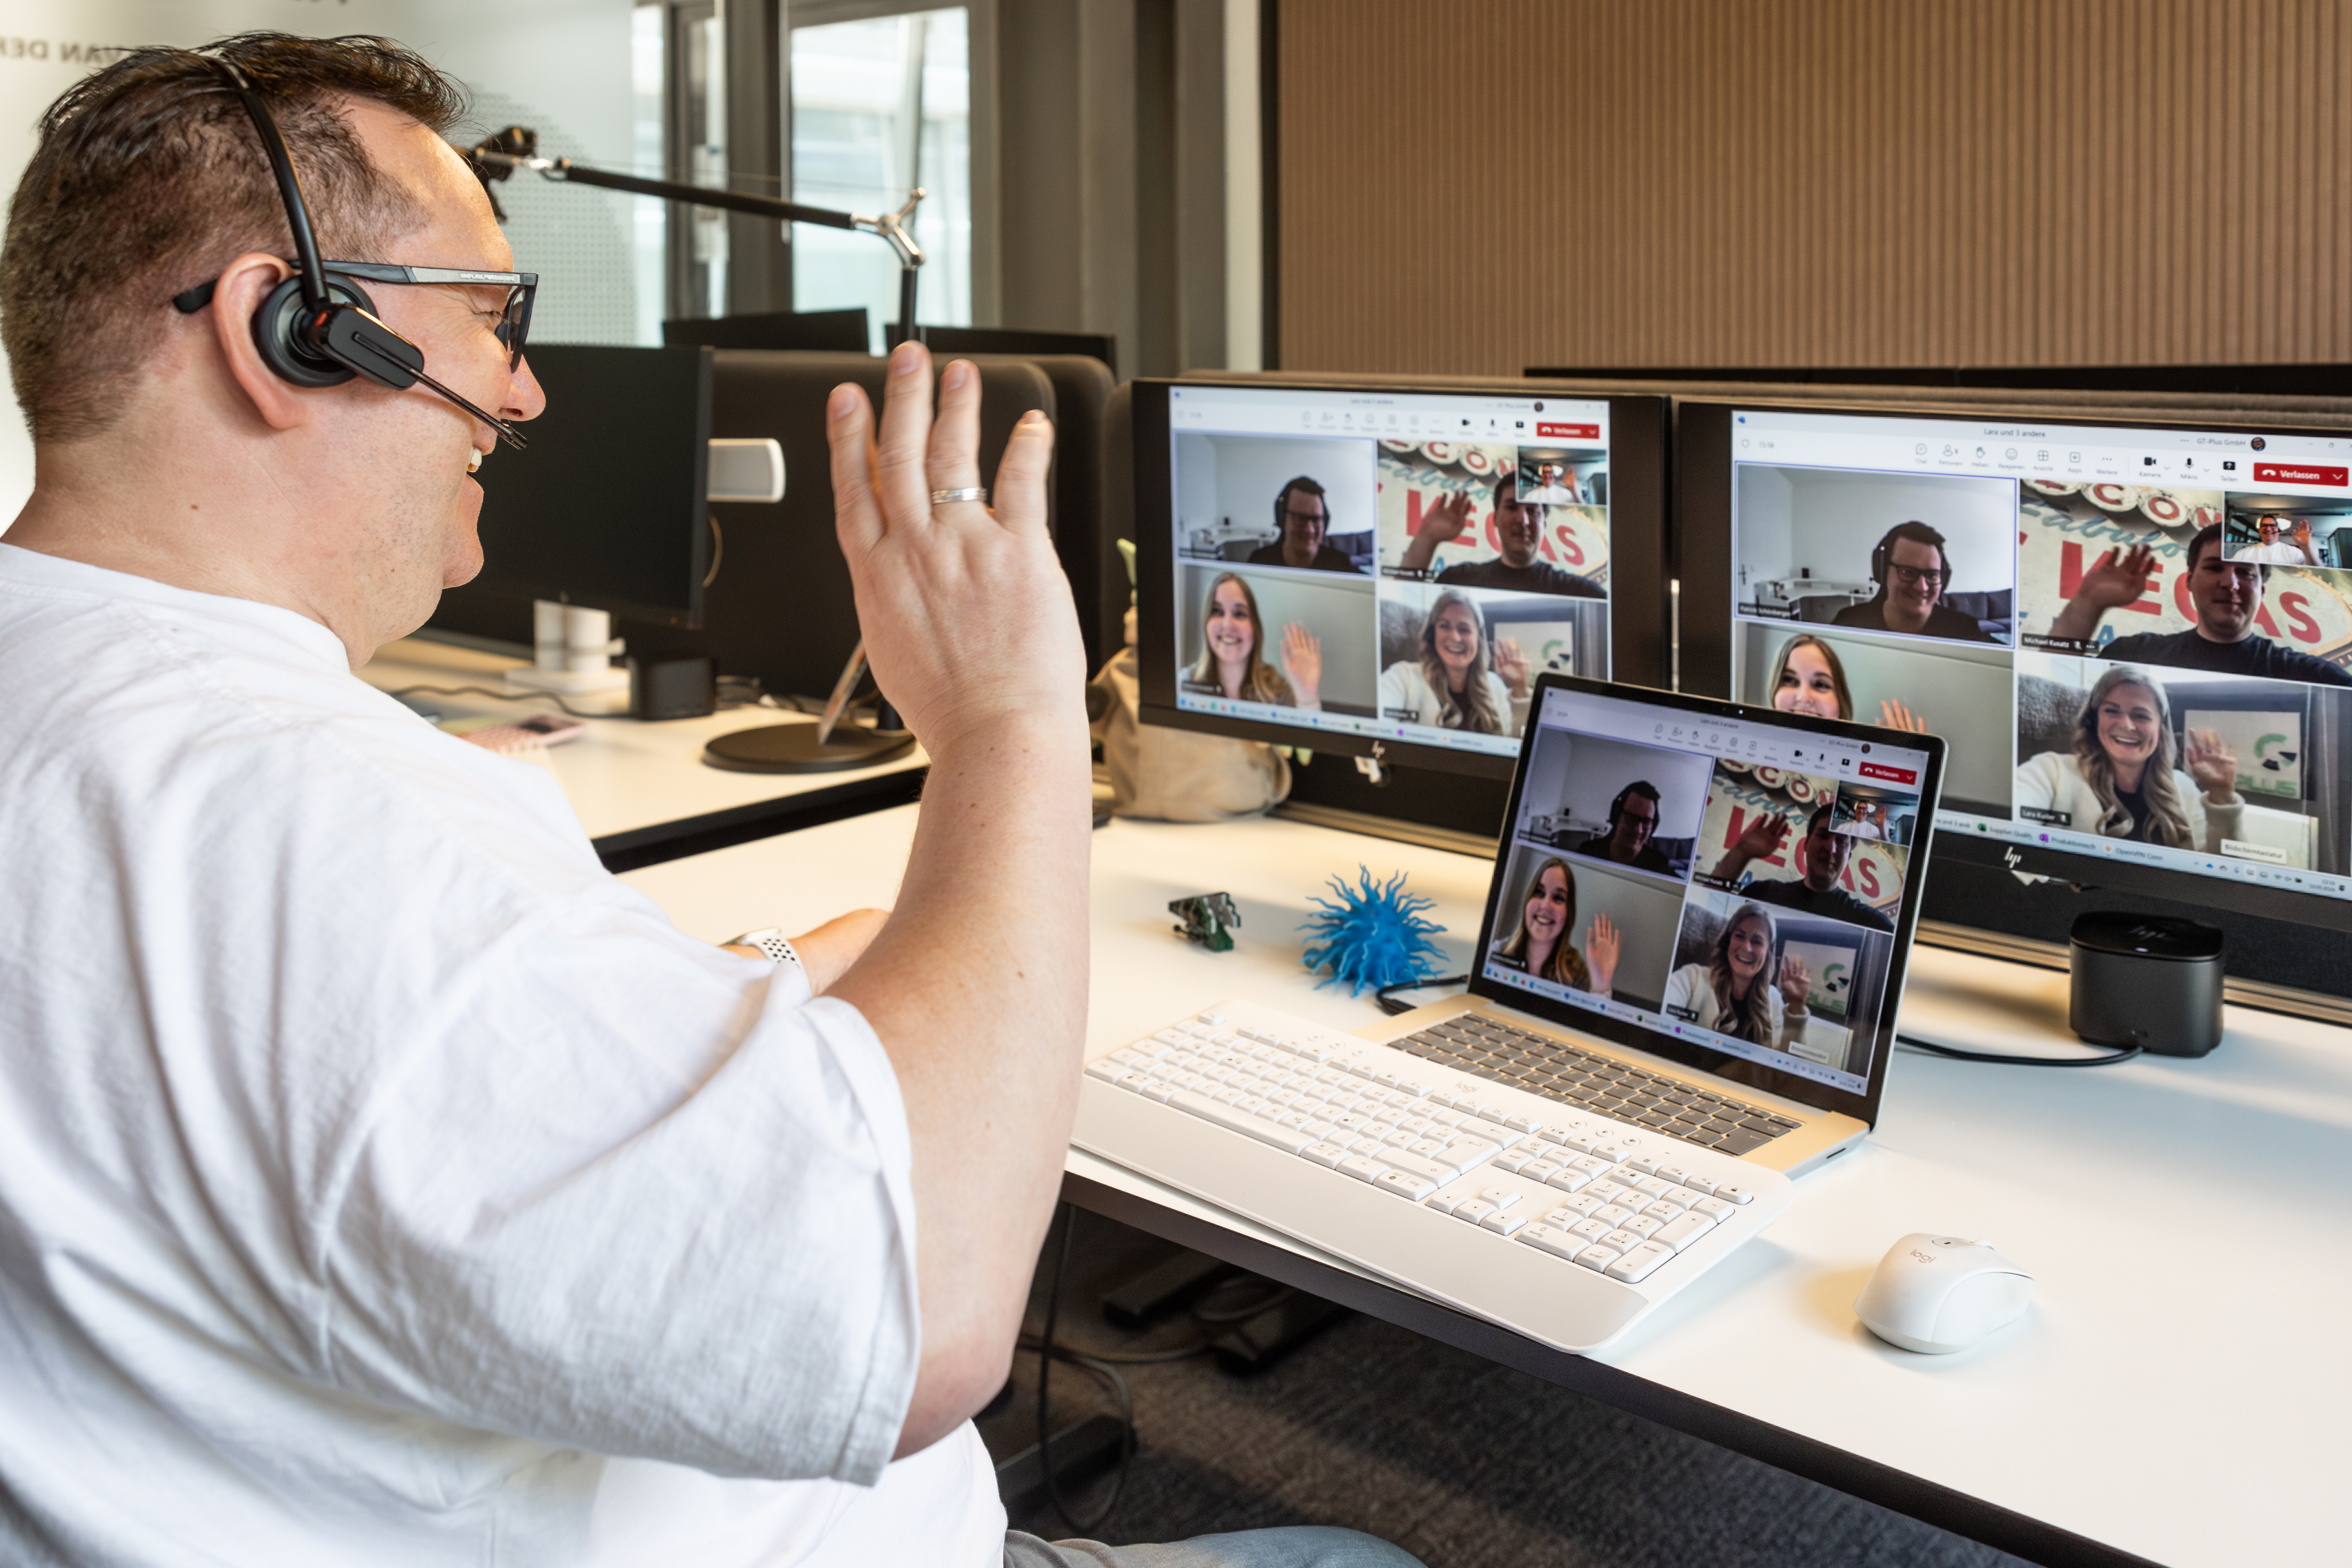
left=1072, top=674, right=1946, bottom=1350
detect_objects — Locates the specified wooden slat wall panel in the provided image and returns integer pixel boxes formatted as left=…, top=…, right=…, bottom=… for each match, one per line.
left=1276, top=0, right=2352, bottom=374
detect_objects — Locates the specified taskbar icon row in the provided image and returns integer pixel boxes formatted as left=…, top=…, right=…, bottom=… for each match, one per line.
left=1941, top=813, right=2350, bottom=899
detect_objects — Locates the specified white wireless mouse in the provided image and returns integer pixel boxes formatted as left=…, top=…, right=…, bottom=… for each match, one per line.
left=1854, top=1233, right=2034, bottom=1354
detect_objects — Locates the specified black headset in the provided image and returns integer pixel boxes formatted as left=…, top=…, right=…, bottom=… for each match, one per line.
left=1869, top=523, right=1947, bottom=593
left=1606, top=781, right=1660, bottom=832
left=171, top=57, right=526, bottom=449
left=1272, top=477, right=1326, bottom=532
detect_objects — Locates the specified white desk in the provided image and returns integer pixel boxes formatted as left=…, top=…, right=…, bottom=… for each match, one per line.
left=358, top=637, right=927, bottom=864
left=622, top=807, right=2351, bottom=1568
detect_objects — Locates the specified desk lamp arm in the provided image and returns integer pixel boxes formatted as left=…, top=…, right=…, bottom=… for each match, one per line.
left=465, top=138, right=926, bottom=342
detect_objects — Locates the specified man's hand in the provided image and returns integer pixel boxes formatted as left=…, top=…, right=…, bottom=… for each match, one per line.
left=1778, top=951, right=1813, bottom=1013
left=1492, top=636, right=1531, bottom=696
left=827, top=350, right=1081, bottom=754
left=2047, top=544, right=2157, bottom=643
left=2184, top=727, right=2240, bottom=804
left=2294, top=519, right=2320, bottom=564
left=1280, top=621, right=1323, bottom=707
left=1584, top=913, right=1620, bottom=999
left=1395, top=491, right=1476, bottom=572
left=1711, top=810, right=1790, bottom=883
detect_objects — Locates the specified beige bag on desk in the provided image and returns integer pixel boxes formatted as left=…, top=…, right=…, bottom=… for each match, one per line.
left=1090, top=609, right=1290, bottom=821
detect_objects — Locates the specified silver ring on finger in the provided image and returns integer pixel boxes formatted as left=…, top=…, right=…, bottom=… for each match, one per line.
left=930, top=487, right=988, bottom=506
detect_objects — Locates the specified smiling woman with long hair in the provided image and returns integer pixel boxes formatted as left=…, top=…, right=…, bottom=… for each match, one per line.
left=1185, top=572, right=1321, bottom=709
left=1377, top=589, right=1528, bottom=735
left=2013, top=664, right=2241, bottom=850
left=1764, top=632, right=1930, bottom=733
left=1661, top=903, right=1810, bottom=1048
left=1491, top=857, right=1618, bottom=996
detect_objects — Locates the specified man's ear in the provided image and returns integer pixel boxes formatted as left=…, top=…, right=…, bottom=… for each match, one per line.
left=208, top=252, right=316, bottom=433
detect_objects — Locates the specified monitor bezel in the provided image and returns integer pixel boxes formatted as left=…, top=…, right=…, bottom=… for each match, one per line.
left=1472, top=672, right=1947, bottom=1128
left=1675, top=395, right=2352, bottom=937
left=1132, top=379, right=1671, bottom=781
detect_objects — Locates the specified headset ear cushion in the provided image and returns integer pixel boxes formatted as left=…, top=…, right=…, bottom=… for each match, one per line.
left=251, top=275, right=379, bottom=387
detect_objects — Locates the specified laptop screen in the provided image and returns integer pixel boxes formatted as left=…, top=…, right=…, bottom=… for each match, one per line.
left=1470, top=675, right=1946, bottom=1124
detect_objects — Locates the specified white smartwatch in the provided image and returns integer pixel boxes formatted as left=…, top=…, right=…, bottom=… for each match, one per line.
left=726, top=926, right=805, bottom=973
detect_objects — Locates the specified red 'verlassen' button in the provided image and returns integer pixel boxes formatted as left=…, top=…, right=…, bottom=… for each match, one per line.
left=2252, top=462, right=2348, bottom=486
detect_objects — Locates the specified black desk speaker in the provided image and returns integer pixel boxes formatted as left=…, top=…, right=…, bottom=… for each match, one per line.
left=2068, top=912, right=2225, bottom=1058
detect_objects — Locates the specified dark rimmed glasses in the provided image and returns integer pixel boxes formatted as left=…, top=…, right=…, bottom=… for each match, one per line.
left=173, top=261, right=538, bottom=372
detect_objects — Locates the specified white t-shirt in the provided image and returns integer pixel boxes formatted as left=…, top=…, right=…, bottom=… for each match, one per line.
left=0, top=545, right=1002, bottom=1568
left=2235, top=541, right=2306, bottom=564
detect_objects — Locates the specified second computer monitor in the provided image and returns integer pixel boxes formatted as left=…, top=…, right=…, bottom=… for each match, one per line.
left=1678, top=398, right=2352, bottom=934
left=1132, top=380, right=1671, bottom=780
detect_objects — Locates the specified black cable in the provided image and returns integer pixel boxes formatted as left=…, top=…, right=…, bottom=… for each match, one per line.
left=1037, top=1204, right=1131, bottom=1535
left=1186, top=1276, right=1294, bottom=1326
left=1374, top=972, right=1470, bottom=1016
left=386, top=684, right=613, bottom=719
left=1020, top=1333, right=1212, bottom=1365
left=1898, top=1034, right=2142, bottom=1068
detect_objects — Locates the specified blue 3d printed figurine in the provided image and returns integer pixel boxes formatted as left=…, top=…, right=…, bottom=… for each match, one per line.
left=1299, top=867, right=1446, bottom=997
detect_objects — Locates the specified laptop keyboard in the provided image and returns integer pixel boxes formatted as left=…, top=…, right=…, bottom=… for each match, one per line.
left=1392, top=1016, right=1802, bottom=1156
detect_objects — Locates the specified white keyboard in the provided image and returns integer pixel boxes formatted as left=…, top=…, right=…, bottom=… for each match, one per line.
left=1072, top=999, right=1796, bottom=1353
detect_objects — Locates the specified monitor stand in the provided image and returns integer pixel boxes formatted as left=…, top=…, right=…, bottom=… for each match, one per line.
left=702, top=721, right=917, bottom=774
left=1271, top=752, right=1511, bottom=860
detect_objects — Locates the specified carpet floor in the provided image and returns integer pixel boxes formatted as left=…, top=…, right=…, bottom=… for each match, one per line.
left=976, top=1208, right=2031, bottom=1568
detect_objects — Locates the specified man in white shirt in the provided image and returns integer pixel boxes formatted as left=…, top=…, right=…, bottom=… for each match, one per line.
left=2231, top=516, right=2319, bottom=566
left=0, top=33, right=1418, bottom=1568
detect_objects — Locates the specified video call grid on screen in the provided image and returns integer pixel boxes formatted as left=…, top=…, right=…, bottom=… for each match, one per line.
left=1164, top=385, right=1615, bottom=760
left=1726, top=407, right=2352, bottom=904
left=1483, top=687, right=1932, bottom=1097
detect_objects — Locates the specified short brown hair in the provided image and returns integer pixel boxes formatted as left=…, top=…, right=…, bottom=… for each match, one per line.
left=2, top=32, right=466, bottom=443
left=2186, top=520, right=2264, bottom=583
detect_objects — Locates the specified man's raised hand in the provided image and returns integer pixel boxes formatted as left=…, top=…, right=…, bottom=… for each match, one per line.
left=826, top=346, right=1082, bottom=754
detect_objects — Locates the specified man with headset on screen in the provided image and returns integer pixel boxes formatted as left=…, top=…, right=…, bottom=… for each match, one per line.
left=2232, top=515, right=2322, bottom=567
left=1563, top=781, right=1676, bottom=873
left=1244, top=474, right=1366, bottom=573
left=1828, top=521, right=1996, bottom=642
left=0, top=34, right=1415, bottom=1568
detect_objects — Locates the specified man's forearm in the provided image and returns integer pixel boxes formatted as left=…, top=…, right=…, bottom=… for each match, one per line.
left=826, top=711, right=1093, bottom=1454
left=2048, top=598, right=2104, bottom=642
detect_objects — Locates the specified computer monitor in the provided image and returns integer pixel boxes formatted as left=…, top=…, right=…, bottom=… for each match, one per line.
left=917, top=325, right=1118, bottom=376
left=663, top=309, right=871, bottom=353
left=1131, top=380, right=1671, bottom=791
left=1676, top=398, right=2352, bottom=984
left=435, top=343, right=713, bottom=631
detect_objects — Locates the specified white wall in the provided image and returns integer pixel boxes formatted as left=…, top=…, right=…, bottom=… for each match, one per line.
left=1209, top=432, right=1377, bottom=541
left=1737, top=464, right=2016, bottom=595
left=1174, top=431, right=1220, bottom=535
left=1732, top=463, right=1792, bottom=601
left=0, top=0, right=636, bottom=530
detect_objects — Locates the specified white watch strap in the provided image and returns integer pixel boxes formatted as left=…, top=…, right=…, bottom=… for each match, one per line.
left=728, top=927, right=804, bottom=971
